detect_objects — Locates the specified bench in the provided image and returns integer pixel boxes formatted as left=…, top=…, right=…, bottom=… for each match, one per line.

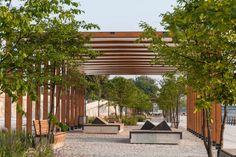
left=220, top=149, right=236, bottom=157
left=130, top=130, right=182, bottom=144
left=83, top=117, right=124, bottom=134
left=33, top=120, right=66, bottom=149
left=83, top=123, right=124, bottom=134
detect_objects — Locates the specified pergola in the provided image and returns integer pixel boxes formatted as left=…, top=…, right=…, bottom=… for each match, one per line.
left=2, top=32, right=221, bottom=147
left=80, top=32, right=176, bottom=75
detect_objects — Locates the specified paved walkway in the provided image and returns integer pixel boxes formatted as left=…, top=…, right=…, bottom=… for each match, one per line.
left=55, top=117, right=218, bottom=157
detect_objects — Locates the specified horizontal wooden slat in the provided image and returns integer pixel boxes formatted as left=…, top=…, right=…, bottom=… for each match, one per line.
left=81, top=32, right=165, bottom=38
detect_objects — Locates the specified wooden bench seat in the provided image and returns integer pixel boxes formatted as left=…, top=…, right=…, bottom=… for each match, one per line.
left=33, top=120, right=66, bottom=148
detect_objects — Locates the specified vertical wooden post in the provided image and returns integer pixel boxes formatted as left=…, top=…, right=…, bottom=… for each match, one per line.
left=71, top=88, right=75, bottom=127
left=66, top=87, right=70, bottom=126
left=56, top=85, right=60, bottom=122
left=43, top=62, right=48, bottom=120
left=43, top=85, right=48, bottom=119
left=35, top=86, right=41, bottom=120
left=27, top=95, right=32, bottom=133
left=74, top=88, right=78, bottom=126
left=61, top=87, right=66, bottom=124
left=5, top=94, right=11, bottom=130
left=79, top=88, right=85, bottom=117
left=16, top=96, right=23, bottom=131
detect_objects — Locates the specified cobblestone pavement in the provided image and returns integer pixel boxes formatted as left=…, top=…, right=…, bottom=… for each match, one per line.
left=55, top=117, right=218, bottom=157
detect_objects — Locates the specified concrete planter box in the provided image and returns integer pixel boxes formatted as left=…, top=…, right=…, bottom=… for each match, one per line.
left=130, top=130, right=182, bottom=144
left=83, top=123, right=124, bottom=134
left=220, top=149, right=236, bottom=157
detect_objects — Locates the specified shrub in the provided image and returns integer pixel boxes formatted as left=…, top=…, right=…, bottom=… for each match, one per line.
left=87, top=117, right=96, bottom=124
left=121, top=117, right=137, bottom=125
left=0, top=131, right=53, bottom=157
left=135, top=115, right=146, bottom=122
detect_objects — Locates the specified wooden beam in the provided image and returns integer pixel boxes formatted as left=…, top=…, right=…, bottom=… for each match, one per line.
left=90, top=45, right=148, bottom=49
left=81, top=66, right=175, bottom=70
left=81, top=32, right=165, bottom=38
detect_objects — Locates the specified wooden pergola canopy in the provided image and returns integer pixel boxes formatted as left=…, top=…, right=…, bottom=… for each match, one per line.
left=81, top=32, right=176, bottom=75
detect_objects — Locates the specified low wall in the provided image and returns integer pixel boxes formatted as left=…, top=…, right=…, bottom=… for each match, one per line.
left=130, top=130, right=182, bottom=144
left=83, top=124, right=124, bottom=134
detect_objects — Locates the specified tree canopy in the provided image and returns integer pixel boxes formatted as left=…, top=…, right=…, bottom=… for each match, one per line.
left=0, top=0, right=98, bottom=101
left=134, top=76, right=158, bottom=100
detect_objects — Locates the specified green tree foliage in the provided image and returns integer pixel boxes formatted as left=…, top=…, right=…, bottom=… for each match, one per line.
left=109, top=77, right=152, bottom=118
left=157, top=73, right=185, bottom=128
left=85, top=75, right=109, bottom=116
left=0, top=0, right=99, bottom=143
left=134, top=76, right=158, bottom=100
left=0, top=0, right=98, bottom=101
left=140, top=0, right=236, bottom=156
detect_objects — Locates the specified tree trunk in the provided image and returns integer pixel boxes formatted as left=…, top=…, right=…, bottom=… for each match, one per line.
left=176, top=95, right=180, bottom=129
left=125, top=107, right=128, bottom=117
left=119, top=106, right=123, bottom=119
left=206, top=109, right=213, bottom=157
left=48, top=64, right=56, bottom=143
left=169, top=108, right=172, bottom=123
left=202, top=109, right=213, bottom=157
left=108, top=101, right=110, bottom=117
left=98, top=87, right=102, bottom=117
left=171, top=107, right=175, bottom=126
left=114, top=105, right=118, bottom=118
left=98, top=99, right=100, bottom=117
left=217, top=105, right=227, bottom=157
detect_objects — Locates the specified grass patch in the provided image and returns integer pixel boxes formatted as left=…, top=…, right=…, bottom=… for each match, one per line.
left=0, top=131, right=53, bottom=157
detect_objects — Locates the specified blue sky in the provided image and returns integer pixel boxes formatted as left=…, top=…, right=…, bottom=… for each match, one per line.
left=79, top=0, right=178, bottom=31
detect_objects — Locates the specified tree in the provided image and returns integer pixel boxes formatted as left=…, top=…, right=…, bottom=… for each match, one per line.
left=108, top=77, right=152, bottom=118
left=110, top=77, right=137, bottom=118
left=140, top=0, right=236, bottom=156
left=102, top=79, right=117, bottom=117
left=157, top=73, right=185, bottom=128
left=131, top=88, right=152, bottom=114
left=0, top=0, right=99, bottom=142
left=134, top=76, right=158, bottom=100
left=85, top=75, right=109, bottom=116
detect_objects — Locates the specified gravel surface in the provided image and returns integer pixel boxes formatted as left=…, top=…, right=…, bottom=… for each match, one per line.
left=55, top=117, right=218, bottom=157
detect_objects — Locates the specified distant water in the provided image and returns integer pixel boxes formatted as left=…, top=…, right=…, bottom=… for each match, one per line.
left=223, top=106, right=236, bottom=117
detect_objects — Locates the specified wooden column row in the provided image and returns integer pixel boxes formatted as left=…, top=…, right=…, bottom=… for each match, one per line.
left=187, top=88, right=222, bottom=145
left=4, top=86, right=86, bottom=132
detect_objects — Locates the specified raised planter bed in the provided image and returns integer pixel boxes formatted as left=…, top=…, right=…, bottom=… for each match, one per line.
left=83, top=117, right=124, bottom=134
left=130, top=130, right=182, bottom=144
left=129, top=120, right=182, bottom=144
